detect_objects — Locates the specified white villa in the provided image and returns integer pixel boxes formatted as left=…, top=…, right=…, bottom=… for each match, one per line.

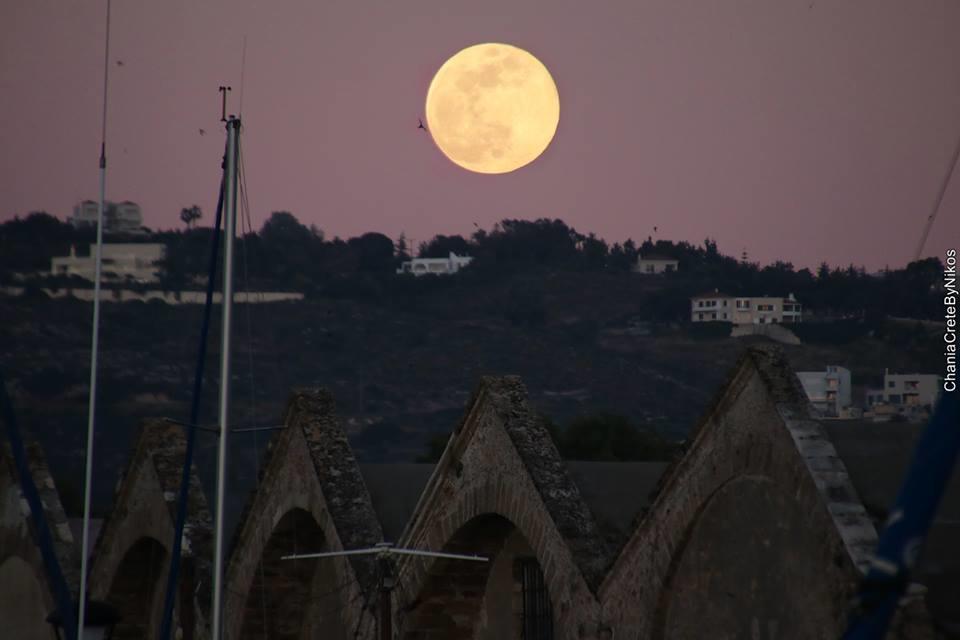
left=51, top=243, right=165, bottom=283
left=690, top=291, right=802, bottom=325
left=633, top=254, right=679, bottom=275
left=865, top=370, right=943, bottom=411
left=71, top=200, right=143, bottom=233
left=796, top=366, right=852, bottom=418
left=397, top=252, right=474, bottom=277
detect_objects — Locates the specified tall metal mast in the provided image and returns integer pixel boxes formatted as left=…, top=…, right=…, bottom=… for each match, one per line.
left=211, top=113, right=240, bottom=640
left=78, top=0, right=112, bottom=635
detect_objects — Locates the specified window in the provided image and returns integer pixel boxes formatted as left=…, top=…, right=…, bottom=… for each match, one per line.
left=722, top=313, right=727, bottom=319
left=697, top=301, right=703, bottom=308
left=697, top=313, right=704, bottom=320
left=722, top=300, right=728, bottom=307
left=888, top=381, right=896, bottom=388
left=665, top=264, right=675, bottom=272
left=645, top=264, right=655, bottom=273
left=517, top=558, right=553, bottom=640
left=888, top=394, right=901, bottom=404
left=711, top=312, right=717, bottom=320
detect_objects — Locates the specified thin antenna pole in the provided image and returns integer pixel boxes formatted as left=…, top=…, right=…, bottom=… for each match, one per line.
left=78, top=0, right=112, bottom=635
left=211, top=116, right=241, bottom=640
left=238, top=36, right=248, bottom=118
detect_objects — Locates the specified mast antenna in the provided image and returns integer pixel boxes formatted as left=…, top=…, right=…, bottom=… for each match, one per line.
left=78, top=0, right=112, bottom=635
left=219, top=85, right=232, bottom=122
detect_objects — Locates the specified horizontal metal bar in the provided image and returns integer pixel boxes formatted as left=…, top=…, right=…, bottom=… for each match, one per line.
left=163, top=417, right=286, bottom=435
left=282, top=547, right=488, bottom=562
left=388, top=548, right=488, bottom=562
left=162, top=418, right=220, bottom=434
left=282, top=548, right=381, bottom=561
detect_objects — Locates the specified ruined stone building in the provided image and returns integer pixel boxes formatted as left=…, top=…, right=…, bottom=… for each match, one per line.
left=2, top=346, right=957, bottom=638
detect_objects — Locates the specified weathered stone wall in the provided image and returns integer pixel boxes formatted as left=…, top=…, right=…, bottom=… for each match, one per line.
left=0, top=441, right=75, bottom=639
left=88, top=419, right=212, bottom=640
left=224, top=388, right=382, bottom=640
left=599, top=347, right=877, bottom=639
left=394, top=377, right=607, bottom=640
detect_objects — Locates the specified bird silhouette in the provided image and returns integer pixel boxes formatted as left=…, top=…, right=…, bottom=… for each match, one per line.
left=199, top=128, right=206, bottom=136
left=418, top=118, right=426, bottom=131
left=116, top=60, right=124, bottom=66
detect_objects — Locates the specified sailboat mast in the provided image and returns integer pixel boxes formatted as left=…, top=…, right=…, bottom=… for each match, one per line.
left=78, top=0, right=112, bottom=635
left=211, top=115, right=240, bottom=640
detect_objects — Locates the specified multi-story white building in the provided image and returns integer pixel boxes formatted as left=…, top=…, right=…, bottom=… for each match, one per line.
left=71, top=200, right=143, bottom=233
left=796, top=366, right=852, bottom=418
left=633, top=254, right=679, bottom=275
left=397, top=252, right=473, bottom=276
left=866, top=370, right=942, bottom=410
left=691, top=291, right=802, bottom=325
left=51, top=243, right=165, bottom=283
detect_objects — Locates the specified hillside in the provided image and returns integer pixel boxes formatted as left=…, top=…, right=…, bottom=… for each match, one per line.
left=0, top=267, right=944, bottom=516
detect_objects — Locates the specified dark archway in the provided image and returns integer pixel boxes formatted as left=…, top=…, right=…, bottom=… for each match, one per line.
left=238, top=508, right=348, bottom=640
left=105, top=537, right=168, bottom=640
left=401, top=514, right=554, bottom=640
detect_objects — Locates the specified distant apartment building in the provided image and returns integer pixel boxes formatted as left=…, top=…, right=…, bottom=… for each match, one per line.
left=633, top=254, right=679, bottom=275
left=796, top=366, right=852, bottom=418
left=51, top=243, right=164, bottom=283
left=397, top=252, right=473, bottom=276
left=71, top=200, right=143, bottom=233
left=690, top=291, right=802, bottom=325
left=866, top=369, right=942, bottom=411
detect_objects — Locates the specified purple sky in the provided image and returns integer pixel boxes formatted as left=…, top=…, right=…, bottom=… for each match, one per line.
left=2, top=0, right=959, bottom=270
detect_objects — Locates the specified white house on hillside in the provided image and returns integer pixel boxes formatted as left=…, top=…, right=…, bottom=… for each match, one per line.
left=633, top=254, right=679, bottom=274
left=71, top=200, right=143, bottom=233
left=51, top=243, right=164, bottom=283
left=397, top=252, right=473, bottom=276
left=796, top=366, right=852, bottom=418
left=691, top=291, right=802, bottom=324
left=866, top=370, right=942, bottom=410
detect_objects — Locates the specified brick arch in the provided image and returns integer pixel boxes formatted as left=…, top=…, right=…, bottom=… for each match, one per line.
left=104, top=536, right=168, bottom=640
left=87, top=421, right=211, bottom=639
left=395, top=481, right=559, bottom=621
left=398, top=512, right=553, bottom=640
left=224, top=389, right=383, bottom=640
left=237, top=507, right=349, bottom=640
left=395, top=377, right=608, bottom=639
left=599, top=347, right=877, bottom=638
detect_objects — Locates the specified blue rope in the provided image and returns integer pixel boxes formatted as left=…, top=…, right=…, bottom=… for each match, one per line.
left=843, top=390, right=959, bottom=638
left=0, top=373, right=77, bottom=638
left=158, top=168, right=226, bottom=640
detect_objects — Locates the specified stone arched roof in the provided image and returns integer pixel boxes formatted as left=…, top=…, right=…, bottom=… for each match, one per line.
left=224, top=388, right=383, bottom=639
left=0, top=439, right=79, bottom=606
left=88, top=419, right=212, bottom=636
left=598, top=346, right=879, bottom=638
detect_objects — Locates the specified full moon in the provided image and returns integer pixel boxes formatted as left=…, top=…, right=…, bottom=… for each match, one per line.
left=425, top=43, right=560, bottom=174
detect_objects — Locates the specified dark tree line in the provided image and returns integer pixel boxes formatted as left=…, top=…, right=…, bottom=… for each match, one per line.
left=0, top=210, right=947, bottom=320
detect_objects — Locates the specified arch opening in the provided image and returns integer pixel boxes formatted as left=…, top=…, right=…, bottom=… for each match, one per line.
left=239, top=508, right=348, bottom=640
left=401, top=514, right=554, bottom=640
left=105, top=536, right=168, bottom=640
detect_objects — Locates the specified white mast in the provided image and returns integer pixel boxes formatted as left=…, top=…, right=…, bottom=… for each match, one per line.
left=78, top=0, right=112, bottom=635
left=211, top=114, right=240, bottom=640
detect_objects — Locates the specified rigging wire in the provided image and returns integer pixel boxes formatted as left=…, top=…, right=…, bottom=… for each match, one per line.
left=236, top=138, right=273, bottom=636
